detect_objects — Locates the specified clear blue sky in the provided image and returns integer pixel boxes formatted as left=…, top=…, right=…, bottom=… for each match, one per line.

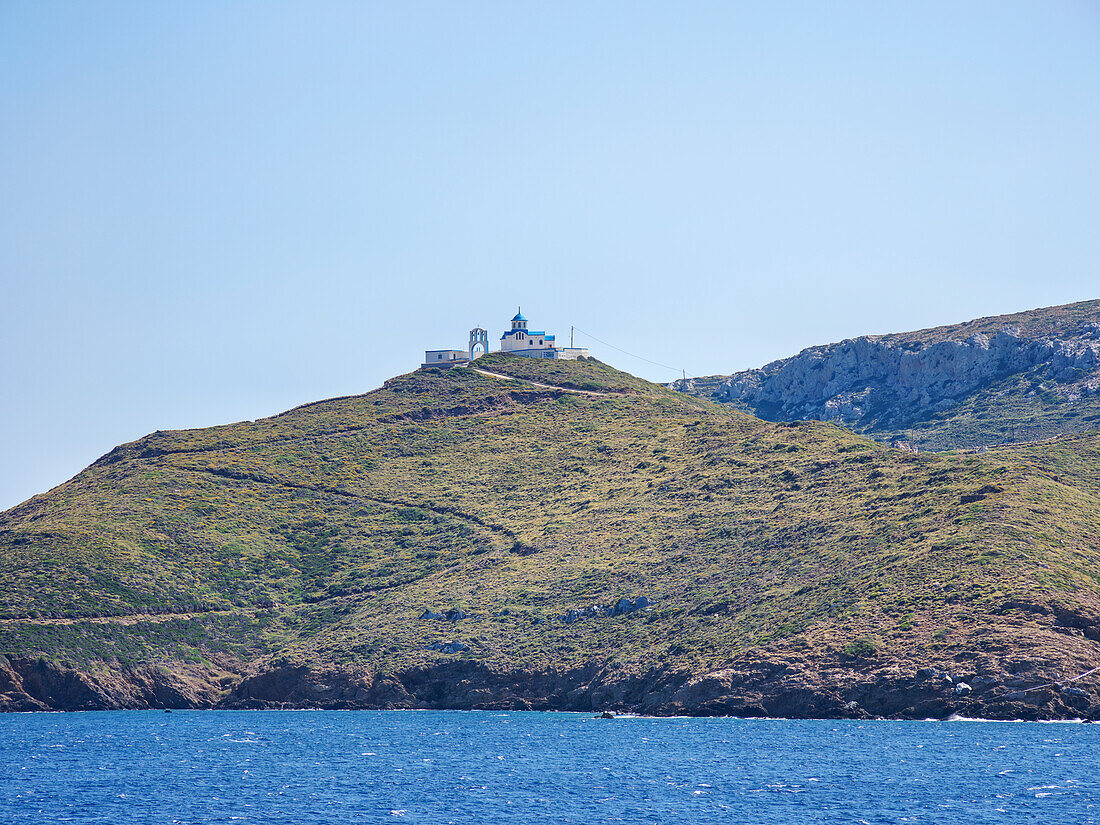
left=2, top=1, right=1098, bottom=511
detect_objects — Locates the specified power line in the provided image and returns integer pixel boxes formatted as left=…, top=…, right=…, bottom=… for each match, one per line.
left=570, top=325, right=687, bottom=376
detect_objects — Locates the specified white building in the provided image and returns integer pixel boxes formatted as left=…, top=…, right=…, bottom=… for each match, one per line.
left=423, top=328, right=490, bottom=367
left=499, top=309, right=589, bottom=360
left=500, top=310, right=555, bottom=354
left=422, top=349, right=471, bottom=367
left=423, top=309, right=588, bottom=367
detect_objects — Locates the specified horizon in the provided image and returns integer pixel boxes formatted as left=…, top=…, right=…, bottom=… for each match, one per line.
left=3, top=2, right=1099, bottom=510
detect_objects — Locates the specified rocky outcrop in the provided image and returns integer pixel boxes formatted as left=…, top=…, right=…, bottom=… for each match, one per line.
left=684, top=327, right=1099, bottom=427
left=558, top=596, right=651, bottom=625
left=425, top=641, right=470, bottom=653
left=420, top=608, right=471, bottom=622
left=0, top=655, right=225, bottom=711
left=756, top=331, right=1088, bottom=420
left=7, top=652, right=1096, bottom=721
left=658, top=659, right=1098, bottom=721
left=674, top=302, right=1100, bottom=447
left=218, top=656, right=1100, bottom=720
left=220, top=662, right=376, bottom=709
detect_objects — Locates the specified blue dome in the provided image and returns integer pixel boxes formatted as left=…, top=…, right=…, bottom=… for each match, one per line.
left=511, top=309, right=527, bottom=322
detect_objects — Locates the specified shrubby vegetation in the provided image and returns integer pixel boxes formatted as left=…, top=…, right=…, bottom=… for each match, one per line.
left=2, top=356, right=1099, bottom=684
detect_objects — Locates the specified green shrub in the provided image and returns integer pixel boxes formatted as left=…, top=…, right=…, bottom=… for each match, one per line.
left=842, top=636, right=878, bottom=658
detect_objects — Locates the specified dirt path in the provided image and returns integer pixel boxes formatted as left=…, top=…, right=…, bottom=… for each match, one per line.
left=955, top=434, right=1069, bottom=454
left=469, top=367, right=623, bottom=397
left=0, top=608, right=238, bottom=627
left=191, top=465, right=518, bottom=541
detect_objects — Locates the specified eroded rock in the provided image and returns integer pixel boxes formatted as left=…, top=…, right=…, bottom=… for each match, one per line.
left=426, top=641, right=470, bottom=654
left=558, top=596, right=652, bottom=625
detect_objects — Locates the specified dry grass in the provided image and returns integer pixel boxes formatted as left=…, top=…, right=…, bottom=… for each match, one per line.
left=2, top=357, right=1099, bottom=689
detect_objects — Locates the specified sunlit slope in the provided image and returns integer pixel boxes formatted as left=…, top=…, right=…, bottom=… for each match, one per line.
left=677, top=299, right=1100, bottom=451
left=2, top=355, right=1099, bottom=698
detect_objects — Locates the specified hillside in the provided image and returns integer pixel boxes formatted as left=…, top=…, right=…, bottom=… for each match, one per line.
left=674, top=300, right=1100, bottom=451
left=2, top=353, right=1100, bottom=719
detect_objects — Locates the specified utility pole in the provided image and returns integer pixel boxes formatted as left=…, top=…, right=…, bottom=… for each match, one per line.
left=570, top=326, right=574, bottom=348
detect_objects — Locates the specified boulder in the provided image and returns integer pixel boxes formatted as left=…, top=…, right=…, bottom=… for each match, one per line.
left=420, top=608, right=469, bottom=622
left=426, top=641, right=470, bottom=654
left=559, top=596, right=653, bottom=623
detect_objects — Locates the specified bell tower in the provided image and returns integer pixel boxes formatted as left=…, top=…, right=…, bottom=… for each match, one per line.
left=469, top=327, right=489, bottom=359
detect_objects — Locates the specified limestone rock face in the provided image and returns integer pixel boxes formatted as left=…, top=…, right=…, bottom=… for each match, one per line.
left=719, top=332, right=1099, bottom=423
left=674, top=301, right=1100, bottom=449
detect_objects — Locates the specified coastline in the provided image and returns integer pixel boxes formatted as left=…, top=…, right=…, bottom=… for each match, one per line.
left=4, top=654, right=1098, bottom=721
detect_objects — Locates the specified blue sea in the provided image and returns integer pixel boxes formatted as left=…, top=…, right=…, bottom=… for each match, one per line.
left=2, top=711, right=1098, bottom=824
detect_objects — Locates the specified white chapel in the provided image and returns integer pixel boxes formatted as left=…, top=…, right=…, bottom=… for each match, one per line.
left=422, top=308, right=588, bottom=367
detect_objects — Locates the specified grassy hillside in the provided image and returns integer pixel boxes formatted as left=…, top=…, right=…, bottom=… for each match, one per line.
left=885, top=299, right=1100, bottom=343
left=886, top=369, right=1100, bottom=451
left=2, top=356, right=1099, bottom=716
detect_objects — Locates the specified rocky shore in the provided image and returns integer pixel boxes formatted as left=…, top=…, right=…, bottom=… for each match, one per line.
left=4, top=653, right=1096, bottom=721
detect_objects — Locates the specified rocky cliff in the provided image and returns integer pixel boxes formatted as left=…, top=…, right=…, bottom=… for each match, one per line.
left=5, top=645, right=1098, bottom=721
left=675, top=300, right=1100, bottom=450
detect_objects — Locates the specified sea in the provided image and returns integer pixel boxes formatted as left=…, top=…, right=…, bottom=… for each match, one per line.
left=2, top=710, right=1098, bottom=824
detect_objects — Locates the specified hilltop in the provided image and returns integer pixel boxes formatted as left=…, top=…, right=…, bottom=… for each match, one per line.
left=2, top=353, right=1100, bottom=719
left=674, top=300, right=1100, bottom=451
